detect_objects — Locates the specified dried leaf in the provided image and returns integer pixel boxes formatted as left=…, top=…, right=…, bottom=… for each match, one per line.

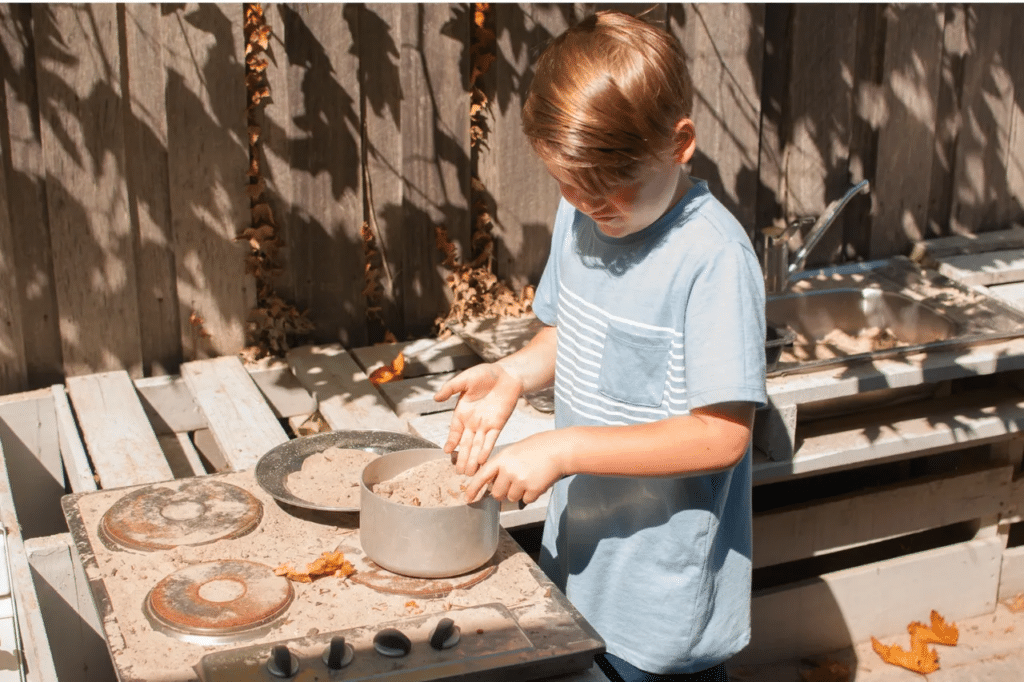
left=275, top=550, right=355, bottom=583
left=871, top=636, right=939, bottom=674
left=1004, top=593, right=1024, bottom=613
left=908, top=610, right=959, bottom=647
left=369, top=352, right=405, bottom=385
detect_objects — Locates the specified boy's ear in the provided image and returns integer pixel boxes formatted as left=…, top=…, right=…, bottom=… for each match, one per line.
left=674, top=118, right=697, bottom=164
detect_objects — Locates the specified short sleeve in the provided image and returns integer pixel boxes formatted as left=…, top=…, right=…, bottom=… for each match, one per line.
left=531, top=199, right=575, bottom=327
left=683, top=239, right=768, bottom=410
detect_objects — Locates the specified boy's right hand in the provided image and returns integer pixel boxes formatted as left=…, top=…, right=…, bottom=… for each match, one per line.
left=433, top=363, right=524, bottom=476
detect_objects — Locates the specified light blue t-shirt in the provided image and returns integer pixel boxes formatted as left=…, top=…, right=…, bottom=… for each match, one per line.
left=532, top=179, right=768, bottom=674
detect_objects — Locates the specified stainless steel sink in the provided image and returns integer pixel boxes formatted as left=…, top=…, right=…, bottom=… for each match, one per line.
left=764, top=257, right=1024, bottom=375
left=767, top=288, right=961, bottom=347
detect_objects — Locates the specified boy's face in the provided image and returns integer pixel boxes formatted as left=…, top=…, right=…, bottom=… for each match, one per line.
left=543, top=152, right=692, bottom=239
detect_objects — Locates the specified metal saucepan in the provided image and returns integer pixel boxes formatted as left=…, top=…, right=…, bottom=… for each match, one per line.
left=359, top=448, right=499, bottom=578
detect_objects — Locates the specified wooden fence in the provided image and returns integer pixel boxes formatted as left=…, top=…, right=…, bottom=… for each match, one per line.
left=1, top=3, right=1023, bottom=394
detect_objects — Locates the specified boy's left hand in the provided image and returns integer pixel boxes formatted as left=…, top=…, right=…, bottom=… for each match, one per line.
left=464, top=432, right=567, bottom=505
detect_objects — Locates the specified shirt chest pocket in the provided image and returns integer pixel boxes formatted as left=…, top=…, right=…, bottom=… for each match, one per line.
left=597, top=324, right=674, bottom=408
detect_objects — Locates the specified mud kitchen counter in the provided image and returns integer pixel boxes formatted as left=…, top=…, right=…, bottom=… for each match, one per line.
left=3, top=251, right=1024, bottom=679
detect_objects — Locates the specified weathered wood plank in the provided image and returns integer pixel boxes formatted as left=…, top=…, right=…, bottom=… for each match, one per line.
left=670, top=3, right=765, bottom=234
left=123, top=3, right=181, bottom=376
left=245, top=359, right=318, bottom=418
left=409, top=402, right=554, bottom=453
left=34, top=3, right=142, bottom=377
left=181, top=356, right=289, bottom=471
left=276, top=4, right=367, bottom=347
left=755, top=387, right=1024, bottom=483
left=870, top=4, right=945, bottom=258
left=377, top=371, right=458, bottom=417
left=25, top=533, right=115, bottom=682
left=483, top=4, right=577, bottom=290
left=50, top=385, right=96, bottom=493
left=0, top=79, right=26, bottom=394
left=0, top=439, right=60, bottom=682
left=191, top=428, right=229, bottom=473
left=911, top=225, right=1024, bottom=262
left=361, top=3, right=406, bottom=339
left=66, top=371, right=173, bottom=488
left=164, top=4, right=252, bottom=358
left=158, top=432, right=206, bottom=479
left=287, top=344, right=407, bottom=432
left=0, top=4, right=64, bottom=387
left=753, top=465, right=1013, bottom=569
left=349, top=335, right=481, bottom=379
left=736, top=536, right=1003, bottom=665
left=950, top=6, right=1021, bottom=233
left=0, top=388, right=67, bottom=538
left=935, top=249, right=1024, bottom=286
left=999, top=544, right=1024, bottom=601
left=400, top=3, right=472, bottom=336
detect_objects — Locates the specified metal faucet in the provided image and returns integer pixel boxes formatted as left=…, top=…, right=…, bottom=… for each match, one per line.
left=762, top=180, right=871, bottom=294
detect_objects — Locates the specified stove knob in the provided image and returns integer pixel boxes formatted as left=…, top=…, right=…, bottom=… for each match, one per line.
left=267, top=645, right=299, bottom=678
left=429, top=617, right=461, bottom=650
left=323, top=635, right=354, bottom=670
left=373, top=628, right=412, bottom=657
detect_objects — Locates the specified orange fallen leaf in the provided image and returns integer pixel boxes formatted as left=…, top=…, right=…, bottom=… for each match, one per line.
left=369, top=352, right=405, bottom=385
left=871, top=635, right=939, bottom=674
left=908, top=610, right=959, bottom=647
left=275, top=550, right=356, bottom=583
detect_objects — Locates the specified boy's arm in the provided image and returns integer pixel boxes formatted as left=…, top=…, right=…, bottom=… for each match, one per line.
left=433, top=325, right=557, bottom=474
left=465, top=401, right=755, bottom=504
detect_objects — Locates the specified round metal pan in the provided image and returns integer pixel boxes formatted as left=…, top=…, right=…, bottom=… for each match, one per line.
left=254, top=430, right=438, bottom=512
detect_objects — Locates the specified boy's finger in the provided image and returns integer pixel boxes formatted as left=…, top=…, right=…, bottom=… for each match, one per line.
left=454, top=428, right=475, bottom=475
left=433, top=375, right=465, bottom=402
left=465, top=463, right=497, bottom=504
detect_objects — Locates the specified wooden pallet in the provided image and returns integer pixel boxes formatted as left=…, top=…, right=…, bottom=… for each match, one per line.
left=2, top=316, right=1024, bottom=676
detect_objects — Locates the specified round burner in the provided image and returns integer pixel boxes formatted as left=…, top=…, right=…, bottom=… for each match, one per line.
left=144, top=560, right=293, bottom=644
left=99, top=480, right=263, bottom=552
left=337, top=540, right=497, bottom=598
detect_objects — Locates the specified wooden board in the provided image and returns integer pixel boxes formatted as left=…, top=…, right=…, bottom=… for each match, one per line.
left=158, top=432, right=206, bottom=479
left=0, top=80, right=26, bottom=394
left=376, top=372, right=458, bottom=417
left=287, top=344, right=407, bottom=432
left=753, top=465, right=1013, bottom=568
left=870, top=4, right=945, bottom=257
left=399, top=3, right=471, bottom=336
left=34, top=4, right=142, bottom=377
left=670, top=3, right=765, bottom=234
left=755, top=387, right=1024, bottom=483
left=0, top=4, right=65, bottom=388
left=50, top=385, right=96, bottom=493
left=0, top=439, right=59, bottom=682
left=349, top=336, right=481, bottom=379
left=482, top=4, right=575, bottom=289
left=275, top=4, right=367, bottom=347
left=999, top=544, right=1024, bottom=601
left=912, top=226, right=1024, bottom=262
left=360, top=3, right=406, bottom=339
left=25, top=533, right=115, bottom=682
left=181, top=356, right=289, bottom=471
left=123, top=3, right=181, bottom=376
left=163, top=4, right=251, bottom=358
left=935, top=249, right=1024, bottom=286
left=949, top=6, right=1021, bottom=233
left=0, top=389, right=67, bottom=539
left=735, top=536, right=1003, bottom=665
left=66, top=371, right=173, bottom=488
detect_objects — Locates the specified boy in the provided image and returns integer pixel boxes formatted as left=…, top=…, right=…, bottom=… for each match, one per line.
left=434, top=11, right=767, bottom=681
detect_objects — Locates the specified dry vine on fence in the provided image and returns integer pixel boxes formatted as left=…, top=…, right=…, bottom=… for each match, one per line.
left=239, top=3, right=314, bottom=361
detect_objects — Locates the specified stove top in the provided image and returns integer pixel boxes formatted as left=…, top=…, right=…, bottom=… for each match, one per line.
left=62, top=470, right=603, bottom=682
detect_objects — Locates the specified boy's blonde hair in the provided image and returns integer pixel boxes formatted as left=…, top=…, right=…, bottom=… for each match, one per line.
left=522, top=10, right=694, bottom=196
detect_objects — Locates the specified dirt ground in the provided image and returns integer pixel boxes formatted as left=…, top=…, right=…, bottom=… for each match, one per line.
left=729, top=601, right=1024, bottom=682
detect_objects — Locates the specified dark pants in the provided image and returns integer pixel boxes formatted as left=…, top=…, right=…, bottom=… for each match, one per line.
left=595, top=653, right=729, bottom=682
